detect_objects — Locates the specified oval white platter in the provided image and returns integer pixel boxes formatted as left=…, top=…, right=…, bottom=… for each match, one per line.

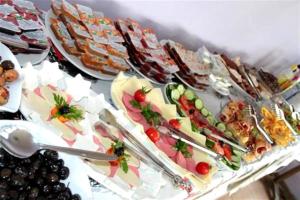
left=45, top=10, right=115, bottom=81
left=0, top=120, right=93, bottom=199
left=0, top=42, right=23, bottom=113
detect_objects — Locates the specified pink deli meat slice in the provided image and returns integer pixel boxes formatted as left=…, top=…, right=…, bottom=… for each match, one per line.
left=122, top=92, right=140, bottom=113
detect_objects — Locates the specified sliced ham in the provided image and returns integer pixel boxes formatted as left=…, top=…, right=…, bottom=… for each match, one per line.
left=127, top=110, right=142, bottom=121
left=186, top=158, right=197, bottom=174
left=156, top=139, right=177, bottom=158
left=176, top=152, right=187, bottom=169
left=122, top=92, right=141, bottom=113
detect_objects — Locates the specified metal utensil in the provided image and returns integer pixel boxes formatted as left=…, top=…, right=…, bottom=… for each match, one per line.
left=0, top=129, right=118, bottom=160
left=245, top=105, right=274, bottom=144
left=98, top=109, right=193, bottom=192
left=271, top=104, right=298, bottom=136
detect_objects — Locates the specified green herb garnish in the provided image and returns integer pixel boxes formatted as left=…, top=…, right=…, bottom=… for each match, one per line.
left=174, top=139, right=192, bottom=158
left=141, top=104, right=161, bottom=126
left=52, top=93, right=84, bottom=121
left=111, top=140, right=130, bottom=173
left=130, top=99, right=141, bottom=109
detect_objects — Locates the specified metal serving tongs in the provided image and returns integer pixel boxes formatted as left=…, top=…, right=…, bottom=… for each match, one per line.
left=245, top=105, right=274, bottom=144
left=271, top=104, right=298, bottom=136
left=98, top=109, right=193, bottom=193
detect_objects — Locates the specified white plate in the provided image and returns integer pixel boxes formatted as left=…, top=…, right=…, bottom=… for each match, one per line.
left=174, top=73, right=205, bottom=92
left=15, top=47, right=50, bottom=66
left=45, top=10, right=115, bottom=81
left=0, top=42, right=23, bottom=113
left=0, top=120, right=93, bottom=200
left=126, top=60, right=164, bottom=85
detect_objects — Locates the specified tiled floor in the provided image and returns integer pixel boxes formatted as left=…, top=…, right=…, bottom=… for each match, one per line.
left=218, top=180, right=270, bottom=200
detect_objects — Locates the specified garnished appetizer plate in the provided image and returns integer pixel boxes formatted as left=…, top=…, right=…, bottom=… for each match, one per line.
left=0, top=42, right=23, bottom=112
left=164, top=83, right=246, bottom=170
left=111, top=72, right=223, bottom=194
left=0, top=120, right=93, bottom=199
left=19, top=61, right=187, bottom=199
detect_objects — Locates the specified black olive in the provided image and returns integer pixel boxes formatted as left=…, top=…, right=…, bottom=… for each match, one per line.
left=32, top=160, right=41, bottom=171
left=114, top=147, right=125, bottom=157
left=28, top=187, right=39, bottom=199
left=52, top=183, right=65, bottom=193
left=1, top=60, right=14, bottom=70
left=49, top=163, right=59, bottom=173
left=71, top=194, right=82, bottom=200
left=7, top=160, right=16, bottom=169
left=10, top=174, right=25, bottom=187
left=44, top=150, right=59, bottom=161
left=47, top=173, right=59, bottom=184
left=8, top=190, right=18, bottom=200
left=58, top=167, right=69, bottom=180
left=0, top=189, right=9, bottom=200
left=39, top=167, right=48, bottom=178
left=14, top=166, right=28, bottom=178
left=56, top=159, right=64, bottom=168
left=20, top=158, right=31, bottom=166
left=0, top=181, right=7, bottom=190
left=59, top=105, right=70, bottom=115
left=0, top=168, right=11, bottom=180
left=42, top=184, right=51, bottom=194
left=58, top=189, right=71, bottom=200
left=35, top=177, right=44, bottom=187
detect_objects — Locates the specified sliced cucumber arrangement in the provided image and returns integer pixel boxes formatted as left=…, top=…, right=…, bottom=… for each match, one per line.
left=171, top=89, right=180, bottom=100
left=177, top=84, right=185, bottom=95
left=184, top=89, right=195, bottom=100
left=201, top=107, right=209, bottom=117
left=195, top=99, right=203, bottom=110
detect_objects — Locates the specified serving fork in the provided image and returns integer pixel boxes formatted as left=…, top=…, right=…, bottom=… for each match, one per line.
left=245, top=105, right=274, bottom=144
left=270, top=104, right=298, bottom=136
left=98, top=109, right=193, bottom=193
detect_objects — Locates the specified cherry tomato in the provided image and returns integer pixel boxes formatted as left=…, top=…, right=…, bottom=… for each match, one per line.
left=169, top=119, right=181, bottom=129
left=179, top=96, right=190, bottom=111
left=50, top=107, right=58, bottom=116
left=145, top=127, right=160, bottom=143
left=107, top=148, right=119, bottom=166
left=58, top=116, right=69, bottom=123
left=196, top=162, right=210, bottom=175
left=134, top=89, right=146, bottom=102
left=134, top=87, right=151, bottom=102
left=223, top=144, right=232, bottom=160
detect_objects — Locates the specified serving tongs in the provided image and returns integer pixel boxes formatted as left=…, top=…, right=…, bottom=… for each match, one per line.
left=245, top=105, right=274, bottom=144
left=271, top=103, right=298, bottom=136
left=98, top=109, right=193, bottom=193
left=240, top=65, right=263, bottom=101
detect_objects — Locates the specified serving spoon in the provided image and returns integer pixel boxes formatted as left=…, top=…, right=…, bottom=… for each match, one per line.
left=0, top=129, right=118, bottom=161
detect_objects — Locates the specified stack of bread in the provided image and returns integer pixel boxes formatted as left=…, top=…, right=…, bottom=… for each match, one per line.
left=50, top=0, right=130, bottom=75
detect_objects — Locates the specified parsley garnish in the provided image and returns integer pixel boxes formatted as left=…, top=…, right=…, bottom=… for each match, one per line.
left=130, top=99, right=141, bottom=109
left=174, top=139, right=192, bottom=158
left=111, top=140, right=130, bottom=173
left=141, top=104, right=161, bottom=126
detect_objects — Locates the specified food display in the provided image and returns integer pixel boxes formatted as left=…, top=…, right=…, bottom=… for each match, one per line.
left=0, top=58, right=19, bottom=105
left=279, top=104, right=300, bottom=135
left=164, top=41, right=211, bottom=90
left=220, top=101, right=272, bottom=162
left=115, top=19, right=179, bottom=84
left=0, top=147, right=81, bottom=200
left=48, top=0, right=130, bottom=78
left=111, top=73, right=218, bottom=188
left=258, top=69, right=281, bottom=94
left=0, top=0, right=49, bottom=55
left=261, top=107, right=294, bottom=147
left=166, top=83, right=243, bottom=170
left=220, top=54, right=260, bottom=99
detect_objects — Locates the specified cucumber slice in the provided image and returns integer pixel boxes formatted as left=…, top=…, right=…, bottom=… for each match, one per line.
left=206, top=139, right=215, bottom=149
left=231, top=164, right=240, bottom=170
left=216, top=122, right=226, bottom=132
left=195, top=99, right=203, bottom=110
left=231, top=155, right=241, bottom=163
left=207, top=116, right=214, bottom=125
left=231, top=160, right=241, bottom=168
left=171, top=89, right=180, bottom=100
left=233, top=149, right=243, bottom=157
left=177, top=84, right=185, bottom=95
left=168, top=84, right=177, bottom=90
left=201, top=108, right=209, bottom=117
left=208, top=111, right=213, bottom=116
left=203, top=128, right=212, bottom=135
left=223, top=157, right=232, bottom=166
left=224, top=131, right=233, bottom=138
left=191, top=122, right=199, bottom=132
left=184, top=89, right=195, bottom=100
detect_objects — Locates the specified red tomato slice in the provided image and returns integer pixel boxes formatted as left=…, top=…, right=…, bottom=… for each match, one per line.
left=223, top=144, right=232, bottom=160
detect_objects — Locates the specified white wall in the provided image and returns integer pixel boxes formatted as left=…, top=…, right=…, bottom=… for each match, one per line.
left=33, top=0, right=300, bottom=74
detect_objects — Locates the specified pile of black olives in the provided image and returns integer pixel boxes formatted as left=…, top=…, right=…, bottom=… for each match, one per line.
left=0, top=148, right=81, bottom=200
